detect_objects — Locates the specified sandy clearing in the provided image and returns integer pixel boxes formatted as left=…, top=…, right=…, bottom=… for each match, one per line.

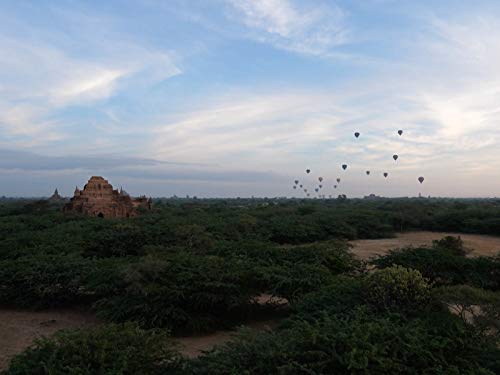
left=0, top=295, right=283, bottom=371
left=350, top=231, right=500, bottom=260
left=176, top=320, right=277, bottom=358
left=0, top=308, right=99, bottom=371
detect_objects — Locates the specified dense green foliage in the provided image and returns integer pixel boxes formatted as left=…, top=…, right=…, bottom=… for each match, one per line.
left=190, top=272, right=500, bottom=374
left=4, top=323, right=182, bottom=375
left=2, top=198, right=500, bottom=373
left=372, top=245, right=500, bottom=290
left=0, top=199, right=362, bottom=332
left=364, top=266, right=431, bottom=313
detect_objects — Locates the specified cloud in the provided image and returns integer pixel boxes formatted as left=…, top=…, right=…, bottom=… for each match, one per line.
left=0, top=9, right=181, bottom=146
left=151, top=91, right=349, bottom=169
left=0, top=149, right=288, bottom=198
left=0, top=149, right=201, bottom=171
left=224, top=0, right=349, bottom=56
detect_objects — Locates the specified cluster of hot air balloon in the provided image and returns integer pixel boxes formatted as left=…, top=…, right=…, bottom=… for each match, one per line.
left=291, top=129, right=426, bottom=198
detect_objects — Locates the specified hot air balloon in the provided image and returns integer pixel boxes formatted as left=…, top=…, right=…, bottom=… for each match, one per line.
left=318, top=177, right=323, bottom=182
left=294, top=180, right=299, bottom=185
left=393, top=154, right=399, bottom=161
left=315, top=188, right=319, bottom=192
left=342, top=164, right=348, bottom=170
left=366, top=171, right=370, bottom=175
left=354, top=132, right=360, bottom=138
left=336, top=178, right=341, bottom=183
left=334, top=185, right=337, bottom=189
left=398, top=130, right=403, bottom=136
left=304, top=189, right=308, bottom=193
left=319, top=184, right=323, bottom=189
left=307, top=193, right=310, bottom=197
left=293, top=186, right=297, bottom=189
left=299, top=184, right=303, bottom=188
left=383, top=173, right=389, bottom=178
left=418, top=176, right=425, bottom=184
left=306, top=169, right=311, bottom=174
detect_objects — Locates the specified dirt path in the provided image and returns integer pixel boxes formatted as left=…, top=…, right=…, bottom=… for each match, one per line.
left=350, top=231, right=500, bottom=260
left=0, top=308, right=99, bottom=371
left=0, top=295, right=283, bottom=371
left=176, top=320, right=277, bottom=358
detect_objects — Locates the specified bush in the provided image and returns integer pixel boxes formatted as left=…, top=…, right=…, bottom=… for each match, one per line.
left=364, top=266, right=431, bottom=313
left=289, top=276, right=365, bottom=321
left=190, top=308, right=499, bottom=374
left=433, top=235, right=467, bottom=256
left=83, top=223, right=146, bottom=258
left=174, top=224, right=214, bottom=251
left=258, top=241, right=361, bottom=302
left=373, top=245, right=500, bottom=290
left=434, top=285, right=500, bottom=337
left=0, top=255, right=127, bottom=308
left=0, top=255, right=92, bottom=308
left=93, top=255, right=262, bottom=333
left=5, top=323, right=183, bottom=375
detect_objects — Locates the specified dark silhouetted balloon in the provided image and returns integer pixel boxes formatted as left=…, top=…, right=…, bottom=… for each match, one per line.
left=304, top=189, right=308, bottom=192
left=300, top=184, right=303, bottom=188
left=398, top=130, right=403, bottom=136
left=307, top=193, right=310, bottom=197
left=294, top=180, right=299, bottom=185
left=383, top=172, right=389, bottom=178
left=293, top=186, right=297, bottom=189
left=354, top=132, right=360, bottom=138
left=334, top=185, right=337, bottom=189
left=393, top=154, right=399, bottom=161
left=366, top=171, right=370, bottom=175
left=342, top=164, right=348, bottom=170
left=337, top=178, right=341, bottom=183
left=418, top=176, right=425, bottom=184
left=319, top=184, right=323, bottom=189
left=315, top=188, right=319, bottom=192
left=306, top=169, right=311, bottom=174
left=318, top=177, right=323, bottom=182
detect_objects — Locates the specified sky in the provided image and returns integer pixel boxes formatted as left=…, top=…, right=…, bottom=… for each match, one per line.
left=1, top=0, right=500, bottom=198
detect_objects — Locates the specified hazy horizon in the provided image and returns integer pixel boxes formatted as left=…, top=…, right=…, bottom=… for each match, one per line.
left=2, top=1, right=500, bottom=198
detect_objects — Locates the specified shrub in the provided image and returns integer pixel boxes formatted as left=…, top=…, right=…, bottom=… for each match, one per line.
left=0, top=255, right=92, bottom=308
left=258, top=241, right=361, bottom=302
left=93, top=255, right=262, bottom=333
left=83, top=223, right=146, bottom=258
left=4, top=323, right=183, bottom=375
left=174, top=224, right=214, bottom=251
left=433, top=235, right=467, bottom=256
left=289, top=276, right=365, bottom=321
left=373, top=246, right=500, bottom=290
left=190, top=308, right=499, bottom=374
left=434, top=285, right=500, bottom=337
left=365, top=266, right=431, bottom=313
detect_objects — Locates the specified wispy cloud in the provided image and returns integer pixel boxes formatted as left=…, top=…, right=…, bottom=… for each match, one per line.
left=224, top=0, right=349, bottom=56
left=0, top=9, right=181, bottom=146
left=2, top=1, right=500, bottom=197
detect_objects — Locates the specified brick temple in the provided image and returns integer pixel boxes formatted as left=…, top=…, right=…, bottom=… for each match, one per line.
left=64, top=176, right=152, bottom=218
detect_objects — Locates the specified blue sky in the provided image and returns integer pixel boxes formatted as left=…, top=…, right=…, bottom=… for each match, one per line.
left=1, top=0, right=500, bottom=197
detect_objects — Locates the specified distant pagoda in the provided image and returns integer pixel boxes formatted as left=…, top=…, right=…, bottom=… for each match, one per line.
left=64, top=176, right=152, bottom=218
left=48, top=189, right=66, bottom=202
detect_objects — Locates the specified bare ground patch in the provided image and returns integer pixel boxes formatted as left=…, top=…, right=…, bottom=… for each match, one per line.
left=350, top=231, right=500, bottom=260
left=0, top=294, right=285, bottom=371
left=0, top=308, right=99, bottom=371
left=176, top=320, right=278, bottom=358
